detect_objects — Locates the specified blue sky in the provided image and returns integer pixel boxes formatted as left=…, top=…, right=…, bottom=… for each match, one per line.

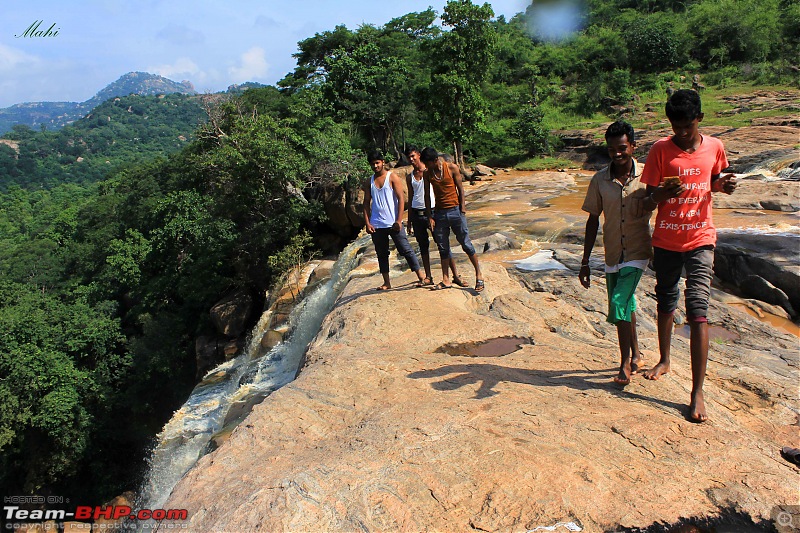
left=1, top=0, right=533, bottom=108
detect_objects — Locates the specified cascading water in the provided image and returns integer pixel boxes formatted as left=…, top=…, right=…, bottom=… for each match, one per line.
left=137, top=235, right=369, bottom=512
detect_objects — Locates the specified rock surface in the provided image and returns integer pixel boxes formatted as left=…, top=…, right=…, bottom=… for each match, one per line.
left=164, top=116, right=799, bottom=531
left=164, top=173, right=799, bottom=532
left=209, top=291, right=253, bottom=337
left=165, top=256, right=798, bottom=532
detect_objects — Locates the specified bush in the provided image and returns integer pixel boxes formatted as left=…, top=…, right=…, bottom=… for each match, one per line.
left=704, top=66, right=741, bottom=88
left=687, top=0, right=781, bottom=68
left=626, top=14, right=687, bottom=73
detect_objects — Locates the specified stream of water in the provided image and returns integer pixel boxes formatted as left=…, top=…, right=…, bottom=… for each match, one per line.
left=136, top=235, right=369, bottom=513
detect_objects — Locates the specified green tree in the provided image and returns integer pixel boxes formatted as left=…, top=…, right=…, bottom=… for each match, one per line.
left=427, top=0, right=497, bottom=168
left=687, top=0, right=780, bottom=67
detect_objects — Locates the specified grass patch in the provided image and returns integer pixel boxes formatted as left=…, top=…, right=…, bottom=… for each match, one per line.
left=515, top=156, right=575, bottom=171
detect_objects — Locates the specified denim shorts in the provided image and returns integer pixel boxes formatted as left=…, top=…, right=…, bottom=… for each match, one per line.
left=433, top=207, right=476, bottom=260
left=653, top=245, right=714, bottom=322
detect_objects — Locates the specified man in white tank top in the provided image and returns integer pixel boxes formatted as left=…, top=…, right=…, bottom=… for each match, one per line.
left=405, top=146, right=467, bottom=288
left=363, top=150, right=426, bottom=291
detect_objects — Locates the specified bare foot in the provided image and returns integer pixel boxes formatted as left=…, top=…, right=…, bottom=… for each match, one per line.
left=643, top=362, right=670, bottom=380
left=375, top=285, right=391, bottom=291
left=613, top=359, right=632, bottom=385
left=688, top=391, right=707, bottom=423
left=631, top=353, right=643, bottom=374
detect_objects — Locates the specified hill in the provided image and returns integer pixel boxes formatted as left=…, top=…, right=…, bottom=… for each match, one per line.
left=0, top=92, right=206, bottom=189
left=0, top=72, right=198, bottom=135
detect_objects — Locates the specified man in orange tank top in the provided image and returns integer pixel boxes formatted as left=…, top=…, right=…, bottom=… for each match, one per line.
left=420, top=147, right=484, bottom=293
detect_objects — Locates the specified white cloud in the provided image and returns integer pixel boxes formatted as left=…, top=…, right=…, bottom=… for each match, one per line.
left=0, top=44, right=39, bottom=72
left=228, top=47, right=269, bottom=82
left=149, top=57, right=202, bottom=80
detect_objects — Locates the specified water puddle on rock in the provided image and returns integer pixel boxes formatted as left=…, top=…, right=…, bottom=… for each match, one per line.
left=675, top=324, right=741, bottom=343
left=436, top=336, right=534, bottom=357
left=729, top=304, right=800, bottom=337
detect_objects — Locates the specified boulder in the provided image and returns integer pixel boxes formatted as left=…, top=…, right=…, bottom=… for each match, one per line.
left=320, top=186, right=352, bottom=237
left=308, top=259, right=336, bottom=285
left=195, top=335, right=222, bottom=378
left=345, top=185, right=366, bottom=229
left=475, top=232, right=519, bottom=253
left=210, top=291, right=253, bottom=337
left=714, top=232, right=800, bottom=317
left=473, top=164, right=497, bottom=177
left=712, top=177, right=800, bottom=212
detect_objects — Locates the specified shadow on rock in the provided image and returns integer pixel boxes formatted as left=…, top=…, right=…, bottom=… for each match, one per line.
left=407, top=363, right=686, bottom=414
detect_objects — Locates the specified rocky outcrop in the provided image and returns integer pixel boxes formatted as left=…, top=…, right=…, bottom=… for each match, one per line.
left=164, top=256, right=798, bottom=532
left=210, top=291, right=253, bottom=337
left=714, top=232, right=800, bottom=318
left=166, top=123, right=799, bottom=531
left=713, top=174, right=800, bottom=212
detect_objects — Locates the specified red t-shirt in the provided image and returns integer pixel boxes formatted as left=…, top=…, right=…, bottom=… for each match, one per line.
left=641, top=135, right=729, bottom=252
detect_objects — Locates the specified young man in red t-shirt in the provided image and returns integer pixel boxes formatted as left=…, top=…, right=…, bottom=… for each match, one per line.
left=640, top=89, right=736, bottom=422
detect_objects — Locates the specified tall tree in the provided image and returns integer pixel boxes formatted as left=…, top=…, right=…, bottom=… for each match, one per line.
left=426, top=0, right=497, bottom=168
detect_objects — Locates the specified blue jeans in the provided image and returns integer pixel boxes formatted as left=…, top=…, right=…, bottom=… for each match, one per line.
left=433, top=207, right=476, bottom=260
left=371, top=227, right=421, bottom=274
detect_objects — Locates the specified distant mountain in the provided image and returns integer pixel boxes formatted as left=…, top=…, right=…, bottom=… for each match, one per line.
left=225, top=82, right=268, bottom=95
left=0, top=72, right=198, bottom=135
left=0, top=92, right=206, bottom=189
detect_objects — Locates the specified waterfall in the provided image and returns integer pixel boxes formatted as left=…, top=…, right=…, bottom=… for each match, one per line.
left=137, top=234, right=369, bottom=511
left=731, top=151, right=800, bottom=180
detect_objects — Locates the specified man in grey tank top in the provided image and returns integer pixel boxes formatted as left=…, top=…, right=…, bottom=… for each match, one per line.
left=363, top=150, right=426, bottom=291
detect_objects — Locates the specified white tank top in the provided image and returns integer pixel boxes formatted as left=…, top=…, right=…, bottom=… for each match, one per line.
left=410, top=171, right=435, bottom=210
left=369, top=172, right=398, bottom=229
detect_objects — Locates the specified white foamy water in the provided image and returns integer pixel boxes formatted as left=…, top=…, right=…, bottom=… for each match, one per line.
left=513, top=250, right=570, bottom=272
left=137, top=235, right=369, bottom=513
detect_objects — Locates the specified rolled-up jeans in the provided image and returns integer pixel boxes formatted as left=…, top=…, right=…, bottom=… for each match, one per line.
left=433, top=206, right=476, bottom=260
left=371, top=226, right=421, bottom=274
left=653, top=245, right=714, bottom=323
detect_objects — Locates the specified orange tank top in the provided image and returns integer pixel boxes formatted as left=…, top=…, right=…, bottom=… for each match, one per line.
left=426, top=160, right=460, bottom=210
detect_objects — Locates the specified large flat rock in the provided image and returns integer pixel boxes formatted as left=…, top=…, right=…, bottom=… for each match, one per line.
left=163, top=256, right=798, bottom=531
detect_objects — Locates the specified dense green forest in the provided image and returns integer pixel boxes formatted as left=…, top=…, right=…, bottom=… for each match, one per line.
left=1, top=0, right=797, bottom=504
left=0, top=93, right=206, bottom=189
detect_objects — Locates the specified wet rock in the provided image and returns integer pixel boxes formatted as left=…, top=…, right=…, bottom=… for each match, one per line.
left=308, top=259, right=336, bottom=285
left=740, top=275, right=797, bottom=317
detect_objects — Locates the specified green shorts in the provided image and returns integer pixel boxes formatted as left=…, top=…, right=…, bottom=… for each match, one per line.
left=605, top=267, right=643, bottom=324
